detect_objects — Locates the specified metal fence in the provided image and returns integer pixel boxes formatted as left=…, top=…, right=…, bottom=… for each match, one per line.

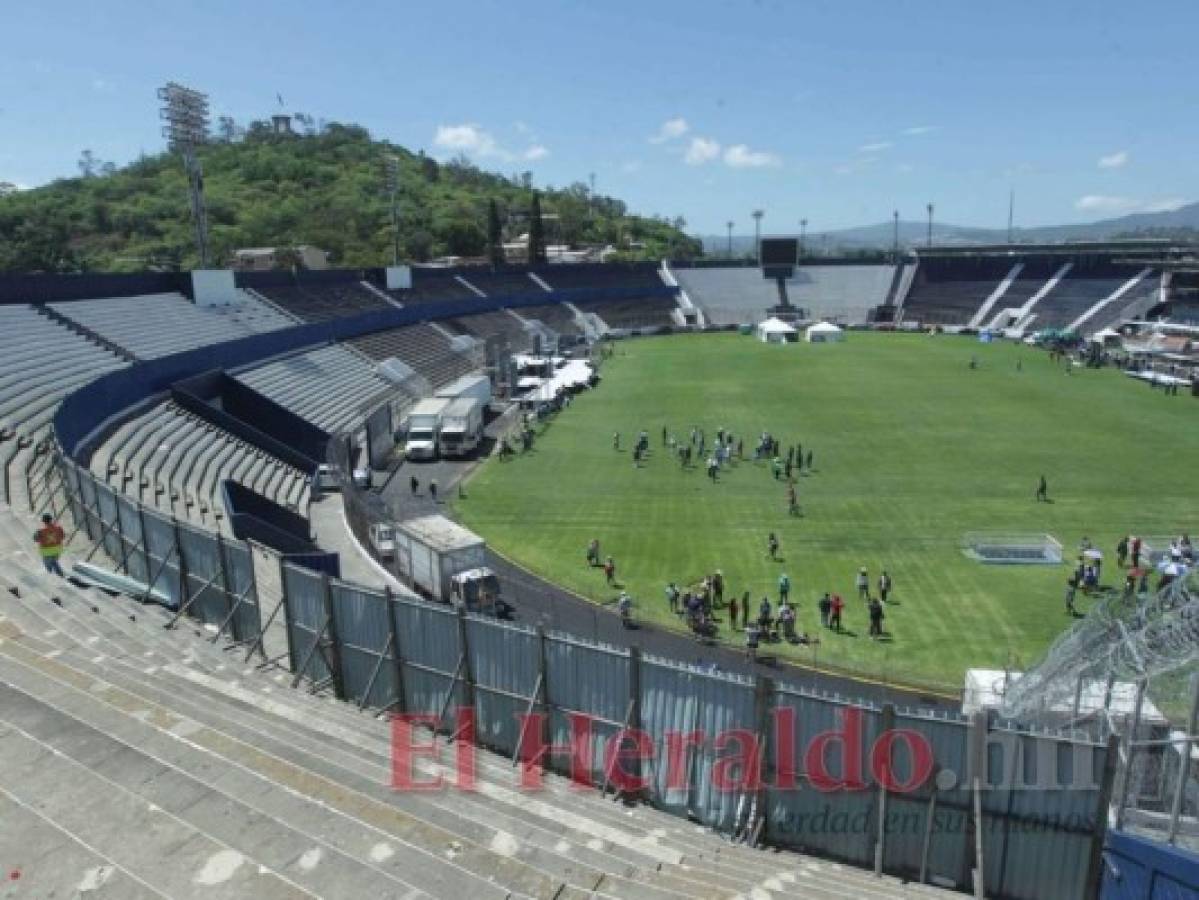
left=45, top=443, right=1119, bottom=899
left=50, top=451, right=263, bottom=648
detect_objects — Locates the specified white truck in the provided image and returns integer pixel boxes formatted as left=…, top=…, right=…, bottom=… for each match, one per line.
left=402, top=397, right=451, bottom=460
left=437, top=396, right=486, bottom=457
left=392, top=515, right=508, bottom=616
left=436, top=373, right=492, bottom=405
left=368, top=522, right=396, bottom=561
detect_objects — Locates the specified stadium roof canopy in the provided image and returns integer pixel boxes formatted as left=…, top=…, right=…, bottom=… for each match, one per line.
left=914, top=239, right=1195, bottom=259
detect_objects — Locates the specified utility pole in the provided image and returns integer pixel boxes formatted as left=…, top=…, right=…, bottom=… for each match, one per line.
left=159, top=82, right=211, bottom=268
left=799, top=219, right=807, bottom=259
left=893, top=210, right=899, bottom=261
left=726, top=221, right=734, bottom=258
left=926, top=203, right=934, bottom=248
left=589, top=172, right=596, bottom=221
left=1007, top=189, right=1015, bottom=244
left=752, top=209, right=764, bottom=263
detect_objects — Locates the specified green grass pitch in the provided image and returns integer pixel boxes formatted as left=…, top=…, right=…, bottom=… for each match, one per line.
left=454, top=332, right=1199, bottom=690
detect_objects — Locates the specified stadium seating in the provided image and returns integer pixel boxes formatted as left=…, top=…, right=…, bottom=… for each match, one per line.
left=975, top=256, right=1061, bottom=327
left=0, top=501, right=946, bottom=899
left=900, top=257, right=1016, bottom=325
left=234, top=344, right=395, bottom=434
left=1025, top=263, right=1156, bottom=331
left=351, top=323, right=479, bottom=389
left=670, top=264, right=896, bottom=325
left=536, top=262, right=665, bottom=292
left=47, top=291, right=293, bottom=359
left=256, top=281, right=393, bottom=323
left=0, top=305, right=127, bottom=441
left=445, top=309, right=535, bottom=354
left=457, top=268, right=540, bottom=296
left=520, top=302, right=584, bottom=335
left=92, top=401, right=308, bottom=528
left=572, top=293, right=680, bottom=330
left=390, top=273, right=478, bottom=305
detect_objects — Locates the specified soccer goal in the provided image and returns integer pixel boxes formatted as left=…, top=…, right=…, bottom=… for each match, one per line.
left=962, top=532, right=1063, bottom=565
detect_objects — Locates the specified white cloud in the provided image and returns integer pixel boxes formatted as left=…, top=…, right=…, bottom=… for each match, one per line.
left=723, top=144, right=781, bottom=168
left=1098, top=150, right=1129, bottom=169
left=858, top=141, right=893, bottom=153
left=619, top=160, right=643, bottom=174
left=1074, top=194, right=1135, bottom=212
left=433, top=123, right=547, bottom=163
left=902, top=125, right=937, bottom=136
left=1141, top=197, right=1187, bottom=213
left=650, top=117, right=689, bottom=144
left=434, top=123, right=500, bottom=156
left=684, top=137, right=721, bottom=165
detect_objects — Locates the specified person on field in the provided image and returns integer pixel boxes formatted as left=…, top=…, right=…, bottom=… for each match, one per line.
left=604, top=556, right=616, bottom=585
left=741, top=590, right=751, bottom=629
left=856, top=567, right=869, bottom=601
left=728, top=594, right=740, bottom=630
left=586, top=538, right=600, bottom=567
left=878, top=570, right=892, bottom=604
left=778, top=572, right=790, bottom=605
left=1116, top=535, right=1129, bottom=568
left=613, top=431, right=620, bottom=451
left=1065, top=576, right=1078, bottom=616
left=818, top=592, right=832, bottom=628
left=868, top=596, right=885, bottom=638
left=666, top=581, right=680, bottom=614
left=1036, top=475, right=1048, bottom=502
left=768, top=532, right=780, bottom=560
left=787, top=483, right=800, bottom=517
left=712, top=570, right=724, bottom=606
left=829, top=593, right=844, bottom=632
left=806, top=450, right=813, bottom=470
left=410, top=475, right=419, bottom=495
left=1131, top=536, right=1142, bottom=569
left=429, top=480, right=438, bottom=502
left=758, top=596, right=772, bottom=630
left=35, top=514, right=65, bottom=576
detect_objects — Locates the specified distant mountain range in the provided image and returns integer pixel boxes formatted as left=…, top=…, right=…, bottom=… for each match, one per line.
left=701, top=202, right=1199, bottom=255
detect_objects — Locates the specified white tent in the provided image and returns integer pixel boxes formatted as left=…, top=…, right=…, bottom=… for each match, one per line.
left=1091, top=327, right=1122, bottom=346
left=756, top=317, right=797, bottom=344
left=805, top=322, right=845, bottom=343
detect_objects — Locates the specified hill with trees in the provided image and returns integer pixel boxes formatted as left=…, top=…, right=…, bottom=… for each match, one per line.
left=0, top=121, right=701, bottom=272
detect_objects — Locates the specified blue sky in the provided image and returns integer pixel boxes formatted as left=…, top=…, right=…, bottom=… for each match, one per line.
left=2, top=0, right=1198, bottom=234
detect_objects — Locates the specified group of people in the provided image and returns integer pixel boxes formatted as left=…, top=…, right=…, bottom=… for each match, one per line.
left=1064, top=532, right=1194, bottom=615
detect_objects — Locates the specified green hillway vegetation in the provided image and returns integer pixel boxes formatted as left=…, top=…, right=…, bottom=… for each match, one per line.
left=456, top=331, right=1199, bottom=691
left=0, top=121, right=700, bottom=273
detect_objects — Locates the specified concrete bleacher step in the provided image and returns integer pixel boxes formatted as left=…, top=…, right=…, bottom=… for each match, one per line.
left=0, top=578, right=941, bottom=900
left=0, top=495, right=944, bottom=899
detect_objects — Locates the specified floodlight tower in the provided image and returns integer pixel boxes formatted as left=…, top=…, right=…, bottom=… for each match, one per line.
left=799, top=218, right=807, bottom=258
left=159, top=82, right=212, bottom=268
left=384, top=155, right=401, bottom=264
left=926, top=202, right=934, bottom=248
left=752, top=209, right=764, bottom=262
left=726, top=221, right=734, bottom=258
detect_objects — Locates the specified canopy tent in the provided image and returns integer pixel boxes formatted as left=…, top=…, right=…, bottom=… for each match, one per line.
left=756, top=317, right=798, bottom=344
left=805, top=322, right=845, bottom=343
left=1091, top=327, right=1122, bottom=346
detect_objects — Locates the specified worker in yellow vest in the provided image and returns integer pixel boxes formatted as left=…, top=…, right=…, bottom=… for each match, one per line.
left=34, top=513, right=65, bottom=576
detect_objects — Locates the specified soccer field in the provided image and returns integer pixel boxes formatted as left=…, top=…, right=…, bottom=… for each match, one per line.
left=455, top=331, right=1199, bottom=690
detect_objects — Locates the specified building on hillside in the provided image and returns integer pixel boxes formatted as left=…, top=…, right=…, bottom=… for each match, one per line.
left=232, top=245, right=329, bottom=271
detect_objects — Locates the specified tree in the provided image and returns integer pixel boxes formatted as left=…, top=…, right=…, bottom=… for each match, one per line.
left=528, top=192, right=546, bottom=265
left=77, top=150, right=99, bottom=178
left=487, top=199, right=504, bottom=267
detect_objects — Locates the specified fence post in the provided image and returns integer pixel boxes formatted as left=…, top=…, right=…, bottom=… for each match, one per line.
left=1083, top=735, right=1121, bottom=899
left=385, top=587, right=406, bottom=713
left=322, top=574, right=346, bottom=700
left=455, top=607, right=476, bottom=724
left=626, top=645, right=643, bottom=798
left=172, top=517, right=189, bottom=615
left=280, top=557, right=298, bottom=675
left=1168, top=673, right=1199, bottom=844
left=537, top=626, right=550, bottom=753
left=1115, top=677, right=1148, bottom=830
left=966, top=709, right=988, bottom=898
left=214, top=531, right=233, bottom=628
left=874, top=703, right=895, bottom=876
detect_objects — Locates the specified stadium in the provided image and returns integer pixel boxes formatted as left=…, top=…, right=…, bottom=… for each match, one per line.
left=3, top=11, right=1199, bottom=898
